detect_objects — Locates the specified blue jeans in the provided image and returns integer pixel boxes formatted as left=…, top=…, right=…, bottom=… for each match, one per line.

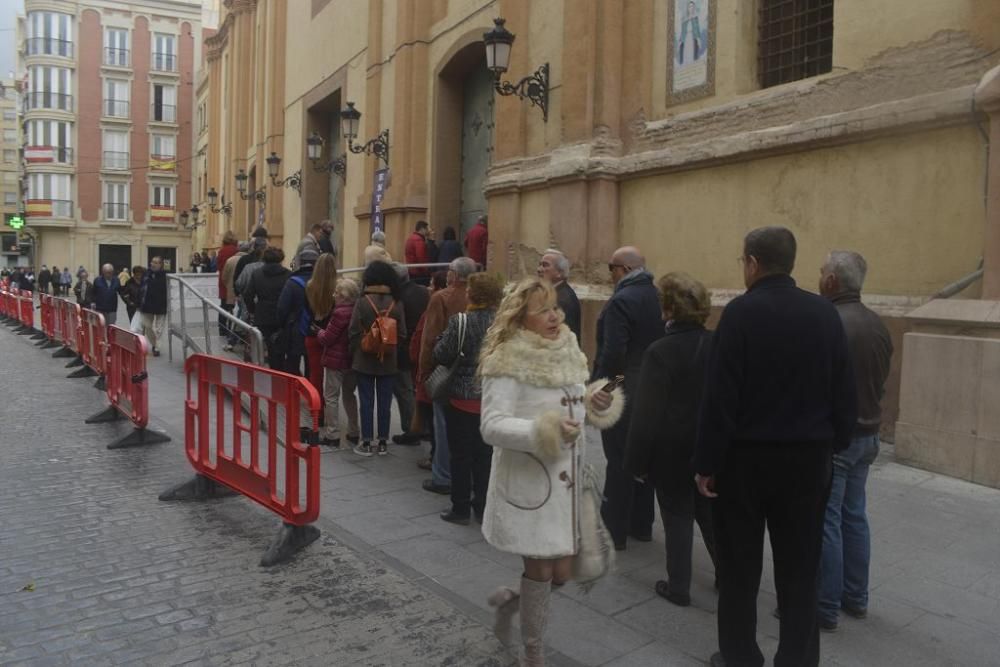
left=356, top=373, right=395, bottom=441
left=431, top=400, right=451, bottom=486
left=819, top=433, right=879, bottom=623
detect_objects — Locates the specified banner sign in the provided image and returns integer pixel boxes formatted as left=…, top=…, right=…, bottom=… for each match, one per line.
left=369, top=168, right=390, bottom=235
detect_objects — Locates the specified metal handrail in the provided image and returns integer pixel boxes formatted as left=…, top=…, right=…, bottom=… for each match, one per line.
left=166, top=273, right=265, bottom=366
left=338, top=262, right=454, bottom=275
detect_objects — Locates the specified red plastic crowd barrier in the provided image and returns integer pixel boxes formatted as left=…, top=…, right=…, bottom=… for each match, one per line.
left=18, top=291, right=34, bottom=330
left=160, top=353, right=322, bottom=566
left=74, top=308, right=108, bottom=380
left=39, top=293, right=55, bottom=338
left=85, top=325, right=171, bottom=449
left=50, top=297, right=80, bottom=359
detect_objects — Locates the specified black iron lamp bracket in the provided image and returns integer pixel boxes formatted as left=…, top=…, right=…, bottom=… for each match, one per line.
left=494, top=63, right=549, bottom=122
left=348, top=129, right=390, bottom=167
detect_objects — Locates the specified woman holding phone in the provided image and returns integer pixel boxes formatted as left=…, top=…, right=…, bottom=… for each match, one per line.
left=478, top=277, right=624, bottom=666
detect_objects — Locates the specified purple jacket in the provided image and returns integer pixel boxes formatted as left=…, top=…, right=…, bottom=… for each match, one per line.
left=316, top=300, right=355, bottom=370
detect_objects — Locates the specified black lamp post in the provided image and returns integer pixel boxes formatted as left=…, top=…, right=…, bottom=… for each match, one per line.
left=483, top=17, right=549, bottom=121
left=235, top=169, right=266, bottom=203
left=205, top=187, right=233, bottom=215
left=265, top=152, right=302, bottom=194
left=179, top=206, right=206, bottom=231
left=340, top=102, right=389, bottom=167
left=306, top=131, right=347, bottom=177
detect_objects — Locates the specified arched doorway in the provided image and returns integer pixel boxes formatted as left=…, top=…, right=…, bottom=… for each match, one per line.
left=431, top=40, right=493, bottom=244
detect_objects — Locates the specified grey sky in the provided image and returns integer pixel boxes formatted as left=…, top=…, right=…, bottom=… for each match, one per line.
left=0, top=0, right=24, bottom=81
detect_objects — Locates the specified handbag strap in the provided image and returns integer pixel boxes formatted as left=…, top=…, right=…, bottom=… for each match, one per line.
left=456, top=312, right=467, bottom=358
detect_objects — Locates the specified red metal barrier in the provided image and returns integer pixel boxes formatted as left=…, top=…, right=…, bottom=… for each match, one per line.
left=18, top=291, right=34, bottom=330
left=159, top=353, right=322, bottom=566
left=50, top=297, right=79, bottom=359
left=71, top=308, right=107, bottom=379
left=40, top=293, right=54, bottom=337
left=85, top=325, right=170, bottom=449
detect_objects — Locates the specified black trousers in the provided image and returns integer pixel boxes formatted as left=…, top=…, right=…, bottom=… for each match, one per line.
left=713, top=442, right=832, bottom=667
left=601, top=432, right=655, bottom=545
left=445, top=405, right=492, bottom=518
left=656, top=481, right=717, bottom=597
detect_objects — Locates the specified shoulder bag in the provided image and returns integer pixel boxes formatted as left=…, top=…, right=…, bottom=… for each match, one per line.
left=425, top=313, right=466, bottom=401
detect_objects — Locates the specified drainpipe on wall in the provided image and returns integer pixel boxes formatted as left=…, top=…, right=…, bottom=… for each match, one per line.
left=930, top=258, right=984, bottom=299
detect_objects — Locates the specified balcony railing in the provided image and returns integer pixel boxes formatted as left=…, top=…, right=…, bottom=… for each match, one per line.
left=25, top=198, right=73, bottom=218
left=102, top=151, right=130, bottom=170
left=150, top=154, right=176, bottom=172
left=103, top=202, right=129, bottom=221
left=24, top=38, right=74, bottom=58
left=23, top=92, right=73, bottom=112
left=24, top=145, right=74, bottom=164
left=151, top=52, right=177, bottom=72
left=151, top=104, right=176, bottom=123
left=104, top=47, right=130, bottom=67
left=103, top=99, right=130, bottom=118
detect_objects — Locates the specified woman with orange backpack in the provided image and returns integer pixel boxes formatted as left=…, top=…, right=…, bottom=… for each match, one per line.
left=348, top=260, right=407, bottom=457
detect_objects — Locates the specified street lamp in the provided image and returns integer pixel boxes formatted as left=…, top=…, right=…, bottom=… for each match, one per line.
left=235, top=168, right=266, bottom=203
left=265, top=152, right=302, bottom=194
left=340, top=102, right=389, bottom=167
left=306, top=131, right=347, bottom=177
left=483, top=17, right=549, bottom=121
left=205, top=187, right=233, bottom=215
left=180, top=205, right=207, bottom=231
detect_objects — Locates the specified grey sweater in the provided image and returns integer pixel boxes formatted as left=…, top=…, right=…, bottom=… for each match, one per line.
left=433, top=308, right=495, bottom=401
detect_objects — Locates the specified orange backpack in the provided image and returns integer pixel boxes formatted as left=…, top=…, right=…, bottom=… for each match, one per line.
left=361, top=295, right=398, bottom=361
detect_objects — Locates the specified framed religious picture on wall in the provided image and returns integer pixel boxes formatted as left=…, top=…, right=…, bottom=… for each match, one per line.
left=666, top=0, right=717, bottom=105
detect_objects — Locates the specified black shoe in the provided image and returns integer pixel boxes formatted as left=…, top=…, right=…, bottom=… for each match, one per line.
left=422, top=480, right=451, bottom=495
left=440, top=510, right=471, bottom=526
left=842, top=604, right=867, bottom=619
left=819, top=617, right=839, bottom=633
left=152, top=348, right=160, bottom=357
left=655, top=580, right=691, bottom=607
left=709, top=652, right=726, bottom=667
left=319, top=437, right=341, bottom=449
left=353, top=441, right=373, bottom=457
left=346, top=434, right=360, bottom=444
left=474, top=512, right=484, bottom=525
left=377, top=440, right=388, bottom=456
left=630, top=532, right=653, bottom=543
left=614, top=541, right=627, bottom=552
left=392, top=432, right=423, bottom=445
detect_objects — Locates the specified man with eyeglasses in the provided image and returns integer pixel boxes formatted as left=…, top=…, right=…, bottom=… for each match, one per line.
left=592, top=246, right=662, bottom=551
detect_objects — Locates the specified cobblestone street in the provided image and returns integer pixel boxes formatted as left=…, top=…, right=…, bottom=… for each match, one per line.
left=3, top=318, right=1000, bottom=666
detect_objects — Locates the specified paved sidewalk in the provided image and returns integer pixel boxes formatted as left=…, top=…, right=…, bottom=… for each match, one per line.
left=4, top=315, right=1000, bottom=666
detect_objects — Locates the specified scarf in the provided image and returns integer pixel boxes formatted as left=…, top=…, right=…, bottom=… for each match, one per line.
left=479, top=325, right=590, bottom=388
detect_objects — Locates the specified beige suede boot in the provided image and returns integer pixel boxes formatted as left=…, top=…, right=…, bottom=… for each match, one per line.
left=519, top=576, right=551, bottom=666
left=487, top=586, right=520, bottom=646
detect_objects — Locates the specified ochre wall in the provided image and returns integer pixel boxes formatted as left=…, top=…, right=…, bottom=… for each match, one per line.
left=620, top=126, right=987, bottom=296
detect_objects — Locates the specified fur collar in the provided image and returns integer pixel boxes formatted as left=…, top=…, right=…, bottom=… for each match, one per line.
left=479, top=326, right=590, bottom=387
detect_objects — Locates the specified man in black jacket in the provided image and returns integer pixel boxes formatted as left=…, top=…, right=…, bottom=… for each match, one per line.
left=391, top=263, right=430, bottom=444
left=139, top=256, right=169, bottom=356
left=537, top=249, right=581, bottom=343
left=694, top=227, right=857, bottom=667
left=243, top=246, right=291, bottom=371
left=817, top=250, right=892, bottom=632
left=592, top=245, right=662, bottom=551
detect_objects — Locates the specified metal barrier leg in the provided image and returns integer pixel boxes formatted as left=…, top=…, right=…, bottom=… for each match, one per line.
left=30, top=330, right=46, bottom=340
left=158, top=473, right=239, bottom=501
left=65, top=355, right=85, bottom=368
left=260, top=522, right=321, bottom=568
left=85, top=406, right=124, bottom=423
left=52, top=346, right=75, bottom=358
left=94, top=375, right=106, bottom=391
left=106, top=427, right=171, bottom=450
left=68, top=364, right=98, bottom=379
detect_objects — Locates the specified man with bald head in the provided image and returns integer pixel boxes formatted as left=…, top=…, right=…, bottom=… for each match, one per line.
left=593, top=245, right=663, bottom=550
left=92, top=263, right=122, bottom=326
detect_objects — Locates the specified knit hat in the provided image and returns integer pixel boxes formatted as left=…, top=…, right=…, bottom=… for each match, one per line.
left=298, top=248, right=319, bottom=266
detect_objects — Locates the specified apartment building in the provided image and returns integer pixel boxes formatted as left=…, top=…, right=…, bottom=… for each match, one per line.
left=1, top=79, right=24, bottom=268
left=18, top=0, right=203, bottom=274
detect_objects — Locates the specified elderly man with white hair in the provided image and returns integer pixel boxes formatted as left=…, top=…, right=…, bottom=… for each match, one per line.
left=92, top=263, right=122, bottom=325
left=537, top=248, right=581, bottom=342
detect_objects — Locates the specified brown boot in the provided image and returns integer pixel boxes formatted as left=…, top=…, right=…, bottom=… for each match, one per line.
left=519, top=576, right=551, bottom=666
left=487, top=586, right=520, bottom=646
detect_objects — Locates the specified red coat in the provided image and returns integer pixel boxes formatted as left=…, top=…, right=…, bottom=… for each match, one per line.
left=404, top=232, right=429, bottom=277
left=216, top=243, right=239, bottom=300
left=465, top=222, right=488, bottom=267
left=316, top=300, right=355, bottom=370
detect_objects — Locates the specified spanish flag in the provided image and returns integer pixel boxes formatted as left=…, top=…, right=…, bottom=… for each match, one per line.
left=25, top=146, right=55, bottom=163
left=150, top=206, right=175, bottom=223
left=26, top=199, right=52, bottom=217
left=149, top=157, right=176, bottom=171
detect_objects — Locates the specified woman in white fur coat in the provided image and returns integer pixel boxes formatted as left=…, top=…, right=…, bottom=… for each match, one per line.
left=478, top=278, right=624, bottom=666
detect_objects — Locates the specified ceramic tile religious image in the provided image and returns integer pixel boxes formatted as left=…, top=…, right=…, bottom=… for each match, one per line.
left=667, top=0, right=716, bottom=105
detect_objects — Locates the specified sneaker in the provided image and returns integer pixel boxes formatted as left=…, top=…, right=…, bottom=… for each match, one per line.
left=152, top=348, right=161, bottom=357
left=377, top=440, right=388, bottom=456
left=222, top=344, right=234, bottom=352
left=353, top=441, right=373, bottom=457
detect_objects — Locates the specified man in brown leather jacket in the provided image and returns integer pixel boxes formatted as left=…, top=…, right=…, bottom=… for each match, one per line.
left=418, top=257, right=476, bottom=494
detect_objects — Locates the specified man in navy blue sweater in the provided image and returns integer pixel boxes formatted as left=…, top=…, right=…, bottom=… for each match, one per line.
left=92, top=264, right=122, bottom=326
left=695, top=227, right=857, bottom=667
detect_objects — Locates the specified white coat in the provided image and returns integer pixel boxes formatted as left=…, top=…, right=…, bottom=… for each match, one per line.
left=479, top=327, right=624, bottom=559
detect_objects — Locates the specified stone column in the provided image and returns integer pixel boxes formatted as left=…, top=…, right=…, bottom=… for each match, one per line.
left=977, top=64, right=1000, bottom=298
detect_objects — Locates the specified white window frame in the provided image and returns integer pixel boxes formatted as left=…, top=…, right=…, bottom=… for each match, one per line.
left=152, top=184, right=174, bottom=208
left=102, top=130, right=129, bottom=170
left=104, top=78, right=130, bottom=118
left=152, top=84, right=177, bottom=122
left=152, top=33, right=177, bottom=71
left=104, top=181, right=129, bottom=221
left=104, top=28, right=129, bottom=66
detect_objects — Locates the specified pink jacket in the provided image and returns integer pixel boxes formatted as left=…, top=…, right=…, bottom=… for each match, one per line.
left=316, top=300, right=355, bottom=370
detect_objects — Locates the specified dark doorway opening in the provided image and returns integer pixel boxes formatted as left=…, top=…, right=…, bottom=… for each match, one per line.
left=147, top=246, right=177, bottom=273
left=99, top=244, right=132, bottom=273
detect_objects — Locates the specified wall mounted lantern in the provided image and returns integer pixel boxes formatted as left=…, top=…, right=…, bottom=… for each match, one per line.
left=483, top=17, right=549, bottom=122
left=265, top=152, right=302, bottom=195
left=205, top=187, right=233, bottom=216
left=179, top=205, right=207, bottom=231
left=340, top=102, right=389, bottom=167
left=306, top=131, right=347, bottom=177
left=235, top=169, right=266, bottom=203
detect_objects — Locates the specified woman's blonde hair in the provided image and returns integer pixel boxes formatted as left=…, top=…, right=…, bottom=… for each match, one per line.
left=306, top=253, right=338, bottom=317
left=222, top=230, right=238, bottom=245
left=480, top=277, right=560, bottom=362
left=658, top=271, right=711, bottom=324
left=334, top=277, right=360, bottom=302
left=466, top=272, right=504, bottom=309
